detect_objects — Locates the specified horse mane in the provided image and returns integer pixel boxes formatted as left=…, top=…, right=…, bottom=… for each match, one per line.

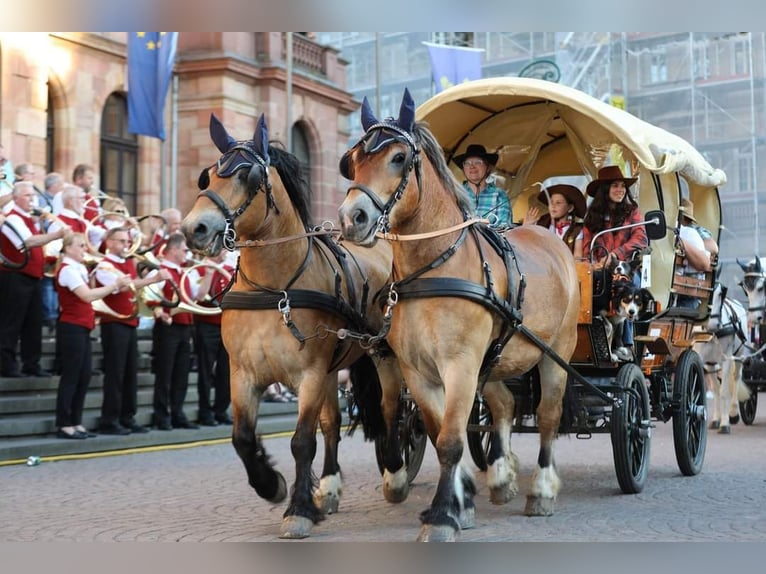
left=266, top=142, right=314, bottom=228
left=412, top=121, right=474, bottom=216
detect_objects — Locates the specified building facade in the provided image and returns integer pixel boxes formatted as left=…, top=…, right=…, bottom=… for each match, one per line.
left=318, top=32, right=766, bottom=273
left=0, top=32, right=356, bottom=222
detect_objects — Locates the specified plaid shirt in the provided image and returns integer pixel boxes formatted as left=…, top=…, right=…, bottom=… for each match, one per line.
left=464, top=181, right=512, bottom=228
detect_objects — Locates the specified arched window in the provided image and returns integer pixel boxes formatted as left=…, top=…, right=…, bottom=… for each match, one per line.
left=291, top=123, right=311, bottom=187
left=100, top=93, right=138, bottom=213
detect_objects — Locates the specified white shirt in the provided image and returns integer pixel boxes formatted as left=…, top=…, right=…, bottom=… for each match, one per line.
left=1, top=205, right=38, bottom=249
left=679, top=225, right=709, bottom=276
left=57, top=256, right=88, bottom=292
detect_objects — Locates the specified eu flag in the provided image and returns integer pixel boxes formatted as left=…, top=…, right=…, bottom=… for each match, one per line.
left=424, top=42, right=483, bottom=94
left=127, top=32, right=178, bottom=140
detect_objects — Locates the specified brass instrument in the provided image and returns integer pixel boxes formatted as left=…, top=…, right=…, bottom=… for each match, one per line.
left=177, top=259, right=233, bottom=316
left=0, top=218, right=29, bottom=269
left=89, top=261, right=139, bottom=320
left=33, top=208, right=71, bottom=278
left=86, top=211, right=143, bottom=258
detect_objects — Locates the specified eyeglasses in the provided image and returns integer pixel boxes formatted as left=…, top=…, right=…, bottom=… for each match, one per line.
left=463, top=160, right=485, bottom=168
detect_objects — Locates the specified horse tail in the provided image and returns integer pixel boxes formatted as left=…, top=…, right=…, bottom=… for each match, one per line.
left=345, top=354, right=386, bottom=441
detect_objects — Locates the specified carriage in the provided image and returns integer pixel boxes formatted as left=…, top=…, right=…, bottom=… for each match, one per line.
left=365, top=77, right=726, bottom=496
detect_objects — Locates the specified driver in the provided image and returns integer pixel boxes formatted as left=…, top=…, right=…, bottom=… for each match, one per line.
left=453, top=144, right=512, bottom=229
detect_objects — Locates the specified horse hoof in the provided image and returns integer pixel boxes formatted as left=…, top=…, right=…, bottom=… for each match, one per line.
left=383, top=467, right=409, bottom=503
left=718, top=425, right=731, bottom=435
left=524, top=495, right=555, bottom=517
left=279, top=516, right=314, bottom=539
left=487, top=453, right=519, bottom=505
left=266, top=472, right=288, bottom=503
left=709, top=420, right=720, bottom=430
left=489, top=484, right=516, bottom=505
left=417, top=524, right=458, bottom=542
left=314, top=474, right=342, bottom=514
left=730, top=415, right=740, bottom=425
left=459, top=506, right=475, bottom=530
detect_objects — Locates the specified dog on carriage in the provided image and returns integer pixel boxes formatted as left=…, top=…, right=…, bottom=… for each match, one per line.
left=595, top=258, right=654, bottom=362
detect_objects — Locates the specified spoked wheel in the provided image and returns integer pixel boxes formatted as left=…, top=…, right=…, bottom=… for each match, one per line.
left=467, top=394, right=492, bottom=471
left=610, top=363, right=652, bottom=494
left=739, top=386, right=757, bottom=425
left=374, top=395, right=427, bottom=484
left=672, top=349, right=708, bottom=476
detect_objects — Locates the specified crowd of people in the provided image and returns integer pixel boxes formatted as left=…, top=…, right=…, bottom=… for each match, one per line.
left=1, top=155, right=240, bottom=439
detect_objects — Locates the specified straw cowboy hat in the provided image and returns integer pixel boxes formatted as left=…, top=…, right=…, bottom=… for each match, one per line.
left=678, top=197, right=697, bottom=223
left=586, top=165, right=638, bottom=197
left=537, top=184, right=586, bottom=219
left=452, top=144, right=499, bottom=168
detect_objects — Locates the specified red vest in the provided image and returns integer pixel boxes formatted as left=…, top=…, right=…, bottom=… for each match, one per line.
left=83, top=193, right=100, bottom=223
left=58, top=213, right=88, bottom=234
left=94, top=256, right=139, bottom=327
left=0, top=207, right=44, bottom=278
left=194, top=264, right=234, bottom=326
left=162, top=263, right=193, bottom=325
left=56, top=261, right=95, bottom=330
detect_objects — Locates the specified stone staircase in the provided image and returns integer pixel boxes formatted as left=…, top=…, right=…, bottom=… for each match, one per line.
left=0, top=326, right=301, bottom=463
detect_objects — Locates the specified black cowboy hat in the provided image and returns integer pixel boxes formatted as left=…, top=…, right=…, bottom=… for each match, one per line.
left=585, top=165, right=637, bottom=197
left=452, top=144, right=498, bottom=168
left=537, top=184, right=586, bottom=219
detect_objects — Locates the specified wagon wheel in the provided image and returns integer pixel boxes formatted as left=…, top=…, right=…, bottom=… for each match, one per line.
left=610, top=363, right=651, bottom=494
left=672, top=349, right=708, bottom=476
left=467, top=394, right=492, bottom=471
left=739, top=386, right=757, bottom=425
left=374, top=395, right=427, bottom=484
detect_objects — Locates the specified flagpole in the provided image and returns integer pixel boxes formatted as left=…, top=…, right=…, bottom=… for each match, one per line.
left=375, top=33, right=381, bottom=117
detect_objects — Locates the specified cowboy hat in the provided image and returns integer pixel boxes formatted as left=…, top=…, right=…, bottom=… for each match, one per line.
left=585, top=165, right=638, bottom=197
left=679, top=197, right=697, bottom=223
left=537, top=184, right=586, bottom=219
left=452, top=144, right=498, bottom=168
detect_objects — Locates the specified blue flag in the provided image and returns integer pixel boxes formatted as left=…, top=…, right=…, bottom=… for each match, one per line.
left=127, top=32, right=178, bottom=140
left=424, top=42, right=483, bottom=94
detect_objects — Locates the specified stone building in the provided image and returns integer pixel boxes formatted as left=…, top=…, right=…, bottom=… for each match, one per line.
left=0, top=32, right=356, bottom=221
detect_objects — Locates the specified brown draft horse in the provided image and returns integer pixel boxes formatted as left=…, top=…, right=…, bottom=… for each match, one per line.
left=181, top=114, right=403, bottom=539
left=338, top=90, right=580, bottom=542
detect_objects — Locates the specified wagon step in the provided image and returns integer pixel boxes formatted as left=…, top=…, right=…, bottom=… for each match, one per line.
left=634, top=335, right=672, bottom=355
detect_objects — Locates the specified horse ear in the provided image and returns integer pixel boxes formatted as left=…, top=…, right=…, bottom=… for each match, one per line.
left=210, top=114, right=236, bottom=154
left=361, top=97, right=378, bottom=132
left=737, top=257, right=749, bottom=272
left=253, top=114, right=270, bottom=164
left=756, top=255, right=763, bottom=273
left=396, top=88, right=415, bottom=132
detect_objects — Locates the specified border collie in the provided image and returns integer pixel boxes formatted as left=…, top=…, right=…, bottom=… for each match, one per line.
left=600, top=277, right=653, bottom=362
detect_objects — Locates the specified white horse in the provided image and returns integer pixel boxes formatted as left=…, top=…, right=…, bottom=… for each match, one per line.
left=694, top=283, right=751, bottom=433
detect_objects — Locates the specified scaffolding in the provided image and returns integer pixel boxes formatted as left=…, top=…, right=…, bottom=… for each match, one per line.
left=317, top=32, right=766, bottom=274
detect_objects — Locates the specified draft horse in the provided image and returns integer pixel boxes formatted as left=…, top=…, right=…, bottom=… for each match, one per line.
left=338, top=89, right=580, bottom=541
left=181, top=114, right=403, bottom=539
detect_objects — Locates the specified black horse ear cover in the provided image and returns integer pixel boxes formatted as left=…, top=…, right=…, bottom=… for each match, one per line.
left=210, top=113, right=236, bottom=154
left=253, top=114, right=270, bottom=165
left=396, top=88, right=415, bottom=132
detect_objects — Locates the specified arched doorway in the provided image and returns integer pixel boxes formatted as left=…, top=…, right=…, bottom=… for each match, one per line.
left=100, top=93, right=138, bottom=213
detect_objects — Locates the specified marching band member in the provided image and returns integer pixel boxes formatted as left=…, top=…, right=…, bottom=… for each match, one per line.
left=52, top=164, right=101, bottom=223
left=92, top=227, right=170, bottom=435
left=0, top=182, right=70, bottom=378
left=193, top=250, right=234, bottom=426
left=54, top=232, right=132, bottom=439
left=150, top=231, right=200, bottom=430
left=150, top=207, right=182, bottom=257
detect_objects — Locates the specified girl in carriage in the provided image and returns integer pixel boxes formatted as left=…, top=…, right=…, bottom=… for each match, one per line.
left=523, top=183, right=586, bottom=259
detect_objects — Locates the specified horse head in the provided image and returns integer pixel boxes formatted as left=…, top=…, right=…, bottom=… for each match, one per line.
left=338, top=88, right=424, bottom=245
left=738, top=255, right=766, bottom=325
left=183, top=113, right=285, bottom=254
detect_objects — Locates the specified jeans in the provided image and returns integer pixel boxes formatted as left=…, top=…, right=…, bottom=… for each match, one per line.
left=40, top=276, right=59, bottom=325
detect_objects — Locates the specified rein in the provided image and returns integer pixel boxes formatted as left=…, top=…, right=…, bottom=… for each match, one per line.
left=234, top=223, right=340, bottom=248
left=375, top=217, right=487, bottom=242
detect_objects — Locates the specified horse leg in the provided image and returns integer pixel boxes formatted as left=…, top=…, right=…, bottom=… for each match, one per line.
left=707, top=371, right=721, bottom=429
left=482, top=379, right=519, bottom=505
left=525, top=356, right=565, bottom=517
left=717, top=359, right=733, bottom=434
left=728, top=359, right=743, bottom=425
left=415, top=365, right=477, bottom=542
left=313, top=373, right=343, bottom=515
left=280, top=375, right=325, bottom=539
left=231, top=375, right=287, bottom=503
left=377, top=356, right=412, bottom=503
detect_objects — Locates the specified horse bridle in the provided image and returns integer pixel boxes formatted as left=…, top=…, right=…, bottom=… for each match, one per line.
left=197, top=141, right=277, bottom=251
left=740, top=271, right=766, bottom=316
left=345, top=122, right=422, bottom=234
